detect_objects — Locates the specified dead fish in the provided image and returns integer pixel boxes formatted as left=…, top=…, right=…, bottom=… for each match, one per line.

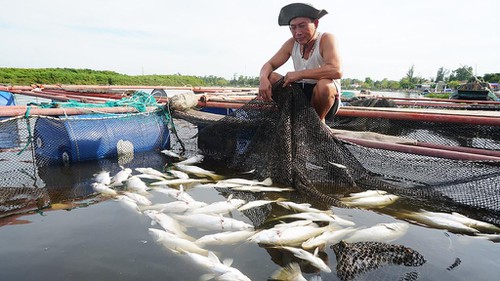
left=93, top=171, right=111, bottom=185
left=139, top=200, right=207, bottom=213
left=160, top=149, right=182, bottom=159
left=174, top=154, right=204, bottom=165
left=115, top=195, right=140, bottom=213
left=174, top=164, right=223, bottom=180
left=190, top=251, right=251, bottom=281
left=189, top=195, right=246, bottom=215
left=249, top=223, right=333, bottom=246
left=122, top=191, right=152, bottom=206
left=148, top=228, right=208, bottom=255
left=230, top=186, right=294, bottom=193
left=273, top=212, right=355, bottom=227
left=218, top=177, right=273, bottom=186
left=302, top=227, right=357, bottom=250
left=329, top=161, right=347, bottom=169
left=135, top=167, right=170, bottom=179
left=343, top=222, right=409, bottom=243
left=424, top=211, right=500, bottom=233
left=270, top=262, right=307, bottom=281
left=346, top=190, right=388, bottom=199
left=143, top=210, right=193, bottom=241
left=237, top=199, right=283, bottom=211
left=92, top=182, right=117, bottom=196
left=172, top=213, right=254, bottom=232
left=341, top=194, right=399, bottom=208
left=109, top=168, right=132, bottom=186
left=125, top=176, right=149, bottom=195
left=154, top=185, right=197, bottom=203
left=151, top=178, right=207, bottom=186
left=167, top=169, right=190, bottom=179
left=195, top=230, right=255, bottom=246
left=401, top=211, right=479, bottom=234
left=276, top=201, right=325, bottom=213
left=278, top=246, right=331, bottom=273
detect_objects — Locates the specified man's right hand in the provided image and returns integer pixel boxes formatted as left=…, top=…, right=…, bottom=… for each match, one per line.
left=258, top=78, right=273, bottom=101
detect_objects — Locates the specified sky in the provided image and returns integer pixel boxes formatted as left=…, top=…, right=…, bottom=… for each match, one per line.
left=1, top=0, right=499, bottom=81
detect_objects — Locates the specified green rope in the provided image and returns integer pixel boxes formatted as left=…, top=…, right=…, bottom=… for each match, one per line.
left=17, top=106, right=33, bottom=155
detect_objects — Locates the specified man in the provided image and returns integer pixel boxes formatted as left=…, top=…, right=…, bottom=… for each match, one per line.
left=258, top=3, right=343, bottom=122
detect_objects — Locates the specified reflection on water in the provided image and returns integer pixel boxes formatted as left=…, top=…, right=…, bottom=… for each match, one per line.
left=1, top=120, right=500, bottom=281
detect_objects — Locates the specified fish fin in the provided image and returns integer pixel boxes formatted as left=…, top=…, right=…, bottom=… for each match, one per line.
left=262, top=177, right=273, bottom=186
left=270, top=262, right=302, bottom=280
left=313, top=247, right=319, bottom=257
left=207, top=251, right=221, bottom=263
left=222, top=258, right=233, bottom=267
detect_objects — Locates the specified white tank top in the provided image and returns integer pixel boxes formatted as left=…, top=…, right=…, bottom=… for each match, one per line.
left=292, top=32, right=341, bottom=90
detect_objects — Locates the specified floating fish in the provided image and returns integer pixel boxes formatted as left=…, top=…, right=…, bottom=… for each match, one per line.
left=187, top=251, right=251, bottom=281
left=144, top=210, right=193, bottom=241
left=148, top=228, right=208, bottom=255
left=401, top=210, right=480, bottom=234
left=346, top=189, right=387, bottom=199
left=93, top=171, right=111, bottom=185
left=343, top=222, right=409, bottom=243
left=123, top=191, right=152, bottom=206
left=154, top=185, right=197, bottom=203
left=230, top=186, right=294, bottom=193
left=276, top=201, right=325, bottom=213
left=174, top=164, right=223, bottom=180
left=160, top=149, right=182, bottom=159
left=277, top=246, right=331, bottom=273
left=172, top=213, right=254, bottom=232
left=249, top=222, right=333, bottom=246
left=195, top=230, right=255, bottom=246
left=139, top=200, right=207, bottom=213
left=189, top=196, right=246, bottom=215
left=273, top=212, right=355, bottom=227
left=422, top=211, right=500, bottom=233
left=125, top=176, right=149, bottom=195
left=135, top=167, right=170, bottom=179
left=167, top=169, right=190, bottom=180
left=237, top=199, right=282, bottom=211
left=109, top=168, right=132, bottom=186
left=341, top=194, right=399, bottom=208
left=174, top=154, right=204, bottom=165
left=92, top=182, right=117, bottom=196
left=115, top=195, right=140, bottom=213
left=329, top=161, right=347, bottom=169
left=270, top=262, right=307, bottom=281
left=302, top=227, right=357, bottom=250
left=150, top=178, right=207, bottom=186
left=218, top=177, right=273, bottom=186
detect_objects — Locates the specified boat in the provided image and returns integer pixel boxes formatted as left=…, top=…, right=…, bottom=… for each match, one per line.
left=450, top=80, right=498, bottom=101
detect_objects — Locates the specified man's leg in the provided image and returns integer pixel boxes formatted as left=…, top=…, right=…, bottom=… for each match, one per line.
left=311, top=79, right=339, bottom=122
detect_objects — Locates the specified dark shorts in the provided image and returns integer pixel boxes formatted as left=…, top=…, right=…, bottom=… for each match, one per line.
left=293, top=82, right=341, bottom=121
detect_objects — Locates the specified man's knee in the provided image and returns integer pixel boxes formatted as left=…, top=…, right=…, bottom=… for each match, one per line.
left=314, top=79, right=339, bottom=99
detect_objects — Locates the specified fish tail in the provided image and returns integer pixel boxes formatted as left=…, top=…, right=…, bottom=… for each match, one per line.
left=270, top=262, right=303, bottom=280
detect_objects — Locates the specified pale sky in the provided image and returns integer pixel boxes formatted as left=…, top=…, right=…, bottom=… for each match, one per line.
left=1, top=0, right=499, bottom=81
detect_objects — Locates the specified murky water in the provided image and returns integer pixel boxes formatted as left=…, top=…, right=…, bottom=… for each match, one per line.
left=1, top=96, right=500, bottom=281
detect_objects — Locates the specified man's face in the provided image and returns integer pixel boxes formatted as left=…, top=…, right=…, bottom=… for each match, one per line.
left=289, top=17, right=316, bottom=45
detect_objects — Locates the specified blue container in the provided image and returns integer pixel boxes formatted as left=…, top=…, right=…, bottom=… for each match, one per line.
left=34, top=112, right=170, bottom=165
left=200, top=107, right=235, bottom=115
left=0, top=91, right=16, bottom=106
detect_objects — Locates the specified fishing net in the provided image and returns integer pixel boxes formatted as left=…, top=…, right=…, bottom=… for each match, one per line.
left=197, top=79, right=500, bottom=225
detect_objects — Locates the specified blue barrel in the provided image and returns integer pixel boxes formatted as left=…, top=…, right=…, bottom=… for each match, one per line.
left=0, top=91, right=16, bottom=106
left=34, top=112, right=170, bottom=165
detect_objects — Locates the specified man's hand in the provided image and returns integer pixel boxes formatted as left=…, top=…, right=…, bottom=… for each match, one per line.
left=283, top=71, right=301, bottom=87
left=258, top=78, right=273, bottom=101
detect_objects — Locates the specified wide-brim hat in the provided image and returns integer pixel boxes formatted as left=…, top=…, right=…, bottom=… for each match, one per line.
left=278, top=3, right=328, bottom=26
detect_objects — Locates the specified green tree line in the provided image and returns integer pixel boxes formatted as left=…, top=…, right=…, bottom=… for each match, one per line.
left=1, top=66, right=499, bottom=91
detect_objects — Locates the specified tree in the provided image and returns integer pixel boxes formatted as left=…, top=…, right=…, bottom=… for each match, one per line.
left=449, top=65, right=473, bottom=81
left=406, top=65, right=415, bottom=83
left=435, top=67, right=449, bottom=82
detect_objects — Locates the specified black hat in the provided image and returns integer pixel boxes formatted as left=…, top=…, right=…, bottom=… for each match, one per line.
left=278, top=3, right=328, bottom=26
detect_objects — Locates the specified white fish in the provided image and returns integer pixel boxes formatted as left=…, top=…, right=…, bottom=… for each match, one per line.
left=219, top=177, right=273, bottom=186
left=249, top=223, right=333, bottom=246
left=278, top=246, right=331, bottom=273
left=474, top=233, right=500, bottom=242
left=189, top=251, right=251, bottom=281
left=238, top=199, right=280, bottom=211
left=230, top=186, right=294, bottom=193
left=343, top=222, right=409, bottom=243
left=154, top=185, right=196, bottom=203
left=139, top=200, right=207, bottom=213
left=92, top=182, right=117, bottom=196
left=148, top=228, right=208, bottom=255
left=160, top=149, right=182, bottom=159
left=426, top=211, right=500, bottom=233
left=115, top=195, right=140, bottom=213
left=402, top=211, right=479, bottom=233
left=174, top=164, right=223, bottom=180
left=341, top=194, right=399, bottom=208
left=276, top=201, right=325, bottom=213
left=150, top=178, right=207, bottom=186
left=195, top=230, right=255, bottom=246
left=346, top=189, right=388, bottom=199
left=302, top=227, right=357, bottom=250
left=126, top=176, right=149, bottom=195
left=167, top=169, right=190, bottom=179
left=144, top=211, right=193, bottom=241
left=135, top=167, right=169, bottom=179
left=109, top=168, right=132, bottom=186
left=273, top=212, right=355, bottom=227
left=94, top=171, right=111, bottom=185
left=123, top=191, right=152, bottom=206
left=329, top=161, right=347, bottom=169
left=270, top=262, right=307, bottom=281
left=174, top=154, right=204, bottom=165
left=135, top=173, right=169, bottom=181
left=274, top=220, right=316, bottom=229
left=189, top=195, right=246, bottom=215
left=172, top=213, right=254, bottom=232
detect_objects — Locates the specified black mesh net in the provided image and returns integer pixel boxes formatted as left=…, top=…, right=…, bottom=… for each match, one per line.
left=197, top=80, right=500, bottom=225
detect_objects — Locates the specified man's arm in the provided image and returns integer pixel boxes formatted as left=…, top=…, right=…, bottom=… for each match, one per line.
left=282, top=33, right=342, bottom=87
left=258, top=38, right=294, bottom=101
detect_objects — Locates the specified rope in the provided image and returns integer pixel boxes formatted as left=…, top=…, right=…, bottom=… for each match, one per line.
left=17, top=106, right=33, bottom=155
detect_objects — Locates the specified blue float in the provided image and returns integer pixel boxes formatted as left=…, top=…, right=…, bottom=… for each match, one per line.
left=33, top=112, right=170, bottom=165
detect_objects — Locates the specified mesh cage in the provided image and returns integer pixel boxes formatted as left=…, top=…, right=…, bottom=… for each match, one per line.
left=0, top=110, right=170, bottom=218
left=197, top=80, right=500, bottom=225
